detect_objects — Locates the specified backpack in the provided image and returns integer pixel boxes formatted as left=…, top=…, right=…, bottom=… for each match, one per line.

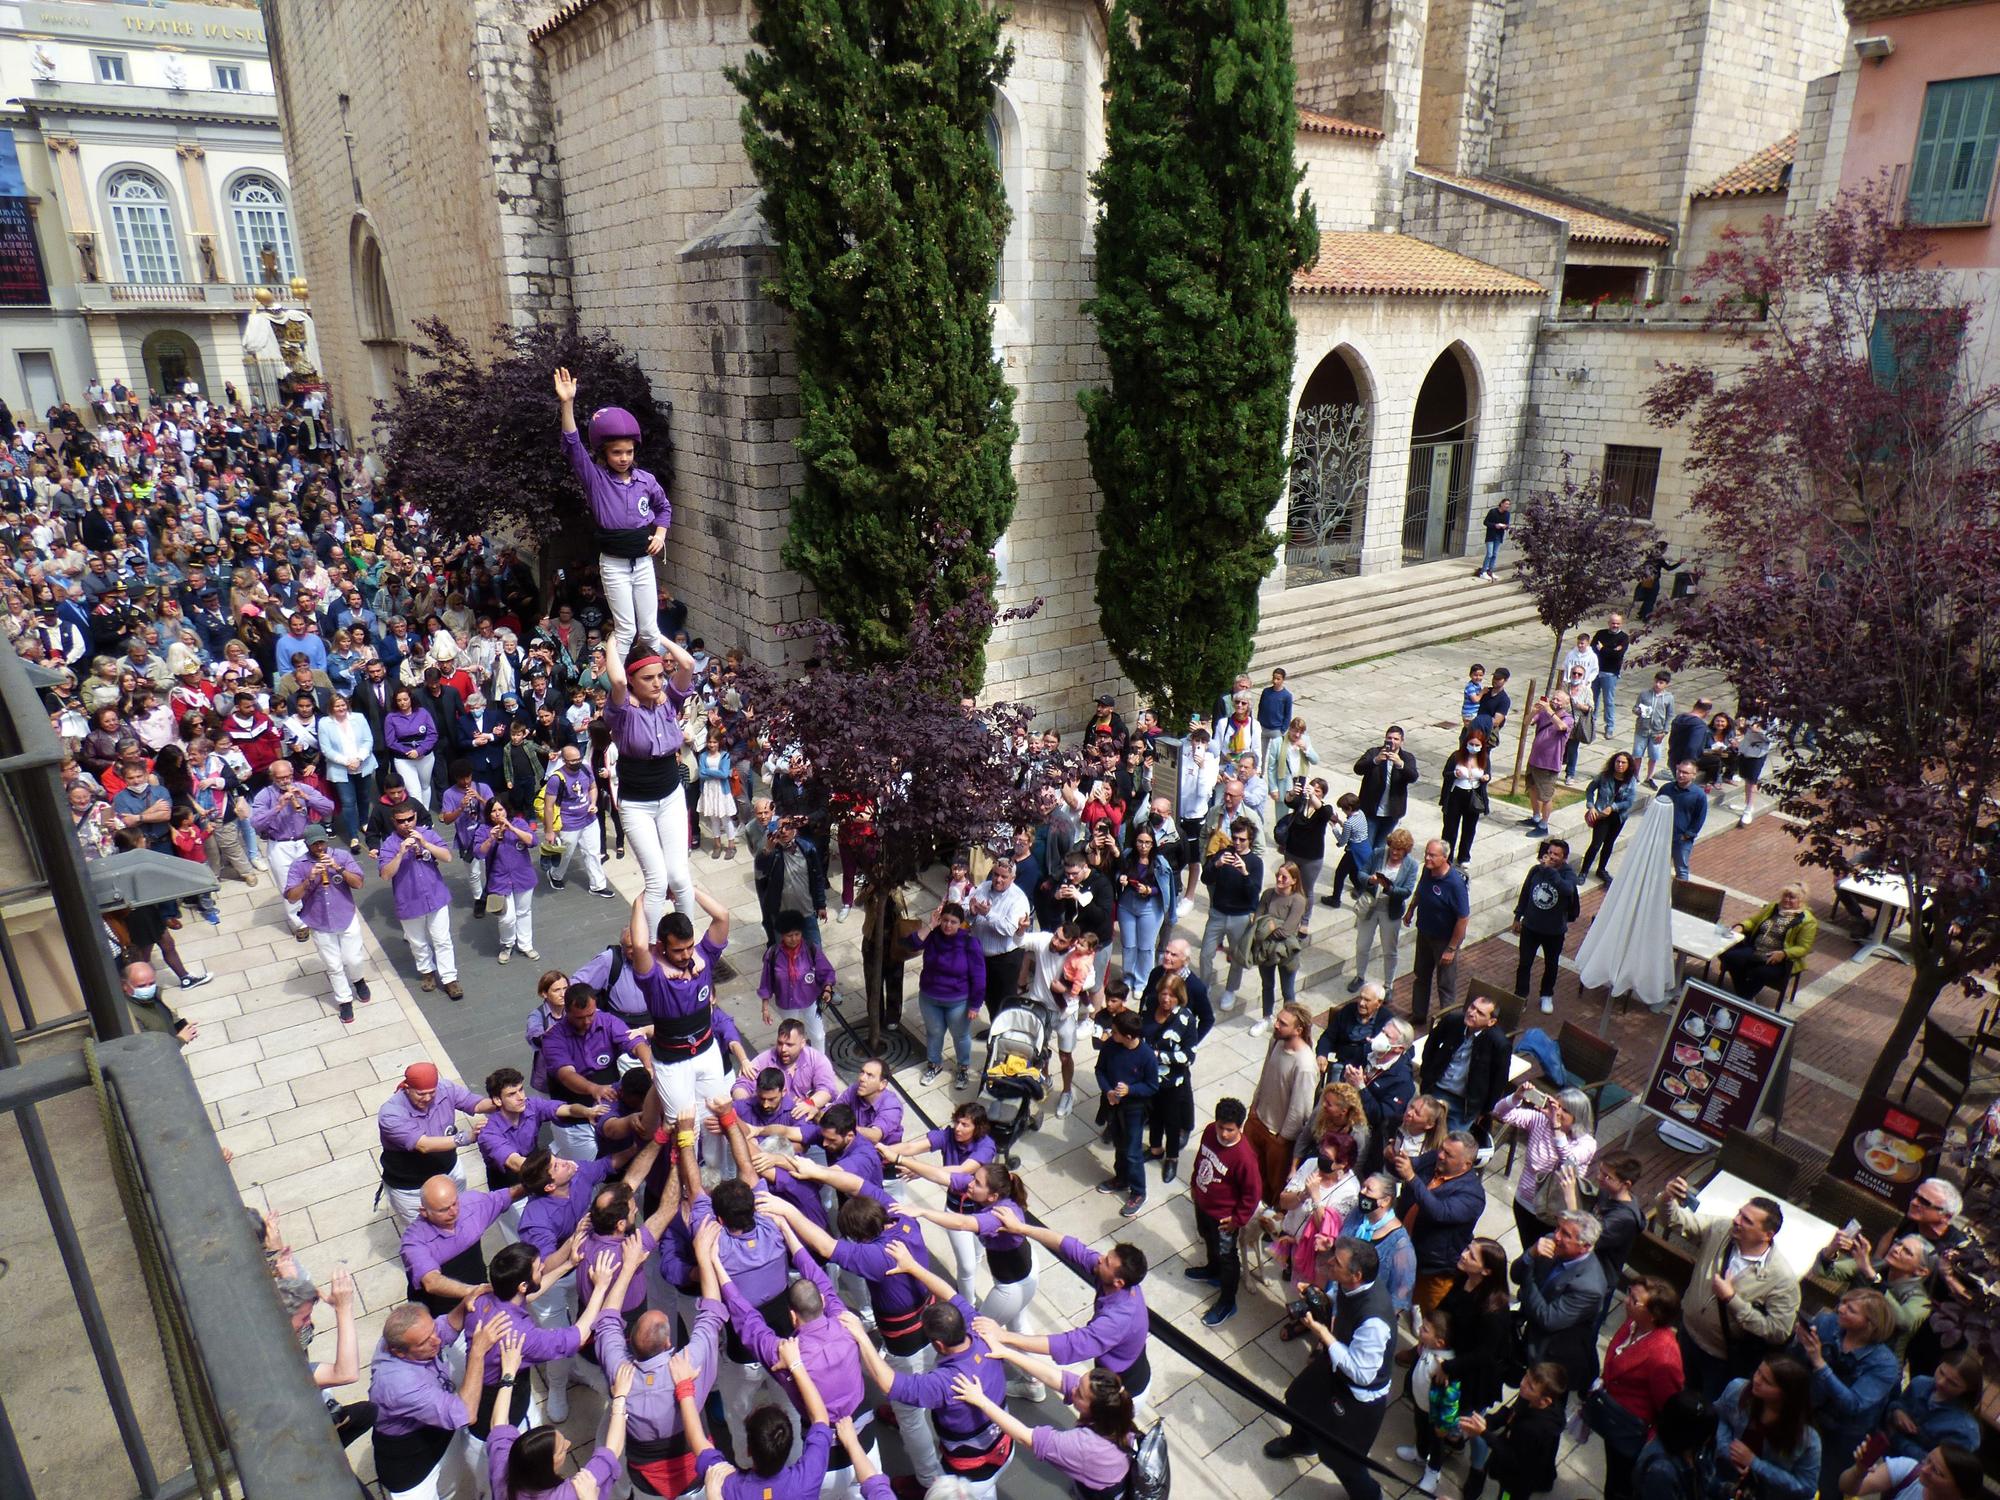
left=1127, top=1421, right=1171, bottom=1500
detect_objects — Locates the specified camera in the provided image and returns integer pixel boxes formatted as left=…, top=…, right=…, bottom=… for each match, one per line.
left=1286, top=1285, right=1332, bottom=1323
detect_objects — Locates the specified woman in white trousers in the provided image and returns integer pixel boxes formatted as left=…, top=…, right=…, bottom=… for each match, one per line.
left=602, top=635, right=700, bottom=933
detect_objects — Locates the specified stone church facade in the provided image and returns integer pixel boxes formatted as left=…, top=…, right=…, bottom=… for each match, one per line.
left=261, top=0, right=1847, bottom=707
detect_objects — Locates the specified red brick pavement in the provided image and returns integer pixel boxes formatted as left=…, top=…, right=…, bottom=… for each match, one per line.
left=1341, top=810, right=1993, bottom=1196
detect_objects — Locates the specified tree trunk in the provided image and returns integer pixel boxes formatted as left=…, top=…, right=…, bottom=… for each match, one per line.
left=858, top=885, right=892, bottom=1054
left=1545, top=629, right=1565, bottom=698
left=1860, top=957, right=1953, bottom=1103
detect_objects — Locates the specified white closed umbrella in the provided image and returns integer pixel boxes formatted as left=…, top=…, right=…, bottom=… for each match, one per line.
left=1574, top=791, right=1677, bottom=1013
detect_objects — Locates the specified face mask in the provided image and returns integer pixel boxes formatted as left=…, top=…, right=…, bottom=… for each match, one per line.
left=1368, top=1033, right=1393, bottom=1058
left=1356, top=1194, right=1378, bottom=1215
left=130, top=983, right=160, bottom=1001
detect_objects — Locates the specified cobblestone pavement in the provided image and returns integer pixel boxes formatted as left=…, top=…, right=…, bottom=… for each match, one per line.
left=184, top=608, right=1942, bottom=1500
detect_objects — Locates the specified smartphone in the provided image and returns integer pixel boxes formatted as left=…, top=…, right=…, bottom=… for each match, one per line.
left=1840, top=1217, right=1862, bottom=1239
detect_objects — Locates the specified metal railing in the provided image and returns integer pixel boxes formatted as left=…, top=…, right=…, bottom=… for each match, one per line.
left=0, top=1035, right=356, bottom=1500
left=79, top=282, right=310, bottom=309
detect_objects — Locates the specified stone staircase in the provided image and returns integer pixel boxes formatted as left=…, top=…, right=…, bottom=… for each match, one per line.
left=1248, top=556, right=1541, bottom=678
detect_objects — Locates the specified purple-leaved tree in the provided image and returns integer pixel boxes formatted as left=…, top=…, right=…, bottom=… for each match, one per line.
left=1510, top=460, right=1659, bottom=694
left=740, top=559, right=1043, bottom=1047
left=1646, top=185, right=2000, bottom=1115
left=373, top=317, right=672, bottom=576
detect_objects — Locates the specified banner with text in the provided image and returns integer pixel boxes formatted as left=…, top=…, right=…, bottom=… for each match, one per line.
left=1640, top=978, right=1793, bottom=1145
left=1824, top=1094, right=1943, bottom=1209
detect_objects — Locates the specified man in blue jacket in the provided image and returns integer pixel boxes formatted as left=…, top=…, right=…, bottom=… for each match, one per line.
left=1665, top=760, right=1709, bottom=880
left=1095, top=1012, right=1160, bottom=1219
left=1388, top=1130, right=1485, bottom=1311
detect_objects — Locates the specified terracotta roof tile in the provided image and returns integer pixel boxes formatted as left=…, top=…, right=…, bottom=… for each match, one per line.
left=1693, top=134, right=1797, bottom=199
left=1846, top=0, right=1985, bottom=19
left=1298, top=106, right=1384, bottom=142
left=1291, top=231, right=1546, bottom=298
left=1414, top=168, right=1671, bottom=247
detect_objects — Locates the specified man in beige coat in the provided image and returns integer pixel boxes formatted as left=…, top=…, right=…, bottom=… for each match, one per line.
left=1657, top=1175, right=1801, bottom=1399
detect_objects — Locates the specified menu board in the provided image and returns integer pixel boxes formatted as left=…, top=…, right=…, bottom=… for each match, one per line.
left=1824, top=1093, right=1943, bottom=1209
left=1640, top=978, right=1793, bottom=1145
left=0, top=199, right=48, bottom=308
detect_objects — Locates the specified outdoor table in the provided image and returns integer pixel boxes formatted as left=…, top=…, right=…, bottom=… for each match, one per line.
left=1411, top=1028, right=1533, bottom=1086
left=1678, top=1168, right=1842, bottom=1275
left=1835, top=871, right=1912, bottom=965
left=1671, top=908, right=1735, bottom=983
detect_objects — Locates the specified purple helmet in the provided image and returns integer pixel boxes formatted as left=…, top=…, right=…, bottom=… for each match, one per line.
left=586, top=406, right=642, bottom=450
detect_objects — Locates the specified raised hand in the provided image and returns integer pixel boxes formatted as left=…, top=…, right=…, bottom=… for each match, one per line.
left=499, top=1329, right=527, bottom=1379
left=553, top=367, right=578, bottom=404
left=470, top=1313, right=505, bottom=1352
left=670, top=1351, right=698, bottom=1385
left=622, top=1231, right=647, bottom=1270
left=612, top=1361, right=636, bottom=1398
left=592, top=1249, right=619, bottom=1285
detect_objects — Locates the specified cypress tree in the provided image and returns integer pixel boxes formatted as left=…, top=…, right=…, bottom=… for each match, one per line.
left=1082, top=0, right=1316, bottom=726
left=729, top=0, right=1017, bottom=675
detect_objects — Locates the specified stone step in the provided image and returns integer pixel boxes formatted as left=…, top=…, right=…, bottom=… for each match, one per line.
left=1251, top=590, right=1545, bottom=678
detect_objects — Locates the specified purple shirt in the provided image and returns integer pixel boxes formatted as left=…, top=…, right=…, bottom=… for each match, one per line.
left=636, top=932, right=726, bottom=1022
left=886, top=1295, right=1008, bottom=1441
left=798, top=1125, right=885, bottom=1200
left=580, top=1223, right=657, bottom=1314
left=594, top=1298, right=723, bottom=1443
left=379, top=829, right=453, bottom=920
left=829, top=1204, right=933, bottom=1322
left=969, top=1197, right=1030, bottom=1255
left=1044, top=1237, right=1149, bottom=1373
left=378, top=1079, right=485, bottom=1152
left=924, top=1127, right=997, bottom=1211
left=440, top=781, right=493, bottom=852
left=286, top=848, right=363, bottom=931
left=562, top=427, right=669, bottom=534
left=478, top=816, right=540, bottom=896
left=570, top=945, right=650, bottom=1023
left=690, top=1194, right=790, bottom=1306
left=1031, top=1371, right=1131, bottom=1488
left=604, top=689, right=688, bottom=761
left=720, top=1246, right=865, bottom=1420
left=837, top=1083, right=905, bottom=1146
left=518, top=1157, right=621, bottom=1257
left=464, top=1290, right=582, bottom=1382
left=479, top=1097, right=564, bottom=1179
left=490, top=1424, right=619, bottom=1500
left=541, top=1012, right=639, bottom=1099
left=758, top=942, right=838, bottom=1013
left=250, top=781, right=332, bottom=842
left=545, top=763, right=594, bottom=822
left=1528, top=706, right=1573, bottom=773
left=733, top=1045, right=840, bottom=1108
left=385, top=708, right=438, bottom=758
left=368, top=1319, right=467, bottom=1437
left=400, top=1187, right=514, bottom=1290
left=698, top=1423, right=830, bottom=1500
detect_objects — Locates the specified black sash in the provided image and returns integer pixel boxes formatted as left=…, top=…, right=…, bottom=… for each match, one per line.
left=725, top=1288, right=793, bottom=1365
left=382, top=1142, right=458, bottom=1190
left=412, top=1241, right=489, bottom=1316
left=987, top=1239, right=1033, bottom=1285
left=550, top=1057, right=619, bottom=1107
left=651, top=1007, right=715, bottom=1064
left=620, top=754, right=682, bottom=802
left=372, top=1424, right=454, bottom=1493
left=627, top=1429, right=692, bottom=1464
left=596, top=523, right=654, bottom=560
left=876, top=1290, right=935, bottom=1358
left=940, top=1424, right=1012, bottom=1481
left=1100, top=1346, right=1150, bottom=1398
left=469, top=1372, right=533, bottom=1440
left=1075, top=1458, right=1134, bottom=1500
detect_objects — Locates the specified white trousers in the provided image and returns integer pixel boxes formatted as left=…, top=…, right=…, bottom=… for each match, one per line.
left=310, top=912, right=368, bottom=1007
left=650, top=1043, right=731, bottom=1128
left=718, top=1355, right=783, bottom=1459
left=395, top=753, right=435, bottom=807
left=622, top=789, right=695, bottom=938
left=551, top=1119, right=599, bottom=1162
left=599, top=552, right=667, bottom=661
left=945, top=1227, right=981, bottom=1302
left=530, top=1268, right=603, bottom=1403
left=886, top=1343, right=942, bottom=1484
left=385, top=1158, right=467, bottom=1234
left=981, top=1271, right=1043, bottom=1398
left=554, top=821, right=605, bottom=891
left=383, top=1426, right=479, bottom=1500
left=401, top=906, right=457, bottom=984
left=777, top=1002, right=828, bottom=1056
left=271, top=838, right=308, bottom=931
left=497, top=889, right=535, bottom=953
left=468, top=853, right=486, bottom=906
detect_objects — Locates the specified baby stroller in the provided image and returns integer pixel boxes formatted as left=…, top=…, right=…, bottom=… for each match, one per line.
left=981, top=999, right=1051, bottom=1165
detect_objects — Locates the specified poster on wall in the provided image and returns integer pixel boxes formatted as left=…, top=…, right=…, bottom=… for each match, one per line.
left=1824, top=1094, right=1943, bottom=1209
left=0, top=136, right=48, bottom=307
left=1639, top=978, right=1794, bottom=1147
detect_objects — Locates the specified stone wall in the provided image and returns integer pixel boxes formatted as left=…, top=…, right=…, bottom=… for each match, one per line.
left=1298, top=133, right=1387, bottom=233
left=260, top=0, right=567, bottom=445
left=1416, top=0, right=1504, bottom=174
left=1522, top=320, right=1752, bottom=553
left=1291, top=0, right=1423, bottom=229
left=1290, top=293, right=1543, bottom=574
left=1401, top=172, right=1564, bottom=292
left=542, top=0, right=1118, bottom=709
left=1787, top=68, right=1847, bottom=222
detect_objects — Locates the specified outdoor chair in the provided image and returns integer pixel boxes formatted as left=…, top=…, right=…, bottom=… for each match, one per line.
left=1800, top=1175, right=1907, bottom=1315
left=1625, top=1226, right=1696, bottom=1295
left=1898, top=1019, right=1976, bottom=1122
left=1555, top=1020, right=1620, bottom=1117
left=1464, top=978, right=1528, bottom=1038
left=1672, top=879, right=1727, bottom=923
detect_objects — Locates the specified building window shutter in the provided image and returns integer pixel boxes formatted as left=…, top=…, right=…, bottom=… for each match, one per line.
left=1907, top=75, right=2000, bottom=225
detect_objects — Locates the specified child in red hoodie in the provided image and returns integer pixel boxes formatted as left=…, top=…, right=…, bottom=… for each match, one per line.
left=169, top=806, right=221, bottom=926
left=1187, top=1097, right=1264, bottom=1327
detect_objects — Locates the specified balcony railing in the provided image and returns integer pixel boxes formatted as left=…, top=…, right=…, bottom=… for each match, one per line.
left=1549, top=266, right=1766, bottom=326
left=80, top=281, right=308, bottom=310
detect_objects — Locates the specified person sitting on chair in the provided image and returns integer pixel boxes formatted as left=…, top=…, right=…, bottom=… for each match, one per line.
left=1718, top=883, right=1817, bottom=1001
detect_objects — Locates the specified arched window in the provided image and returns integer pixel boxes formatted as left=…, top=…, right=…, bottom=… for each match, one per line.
left=986, top=109, right=1005, bottom=303
left=230, top=173, right=296, bottom=283
left=106, top=170, right=182, bottom=283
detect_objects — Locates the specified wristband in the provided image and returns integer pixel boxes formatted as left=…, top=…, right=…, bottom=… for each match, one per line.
left=676, top=1129, right=697, bottom=1150
left=653, top=1126, right=670, bottom=1146
left=495, top=1374, right=515, bottom=1387
left=717, top=1106, right=739, bottom=1132
left=674, top=1379, right=697, bottom=1401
